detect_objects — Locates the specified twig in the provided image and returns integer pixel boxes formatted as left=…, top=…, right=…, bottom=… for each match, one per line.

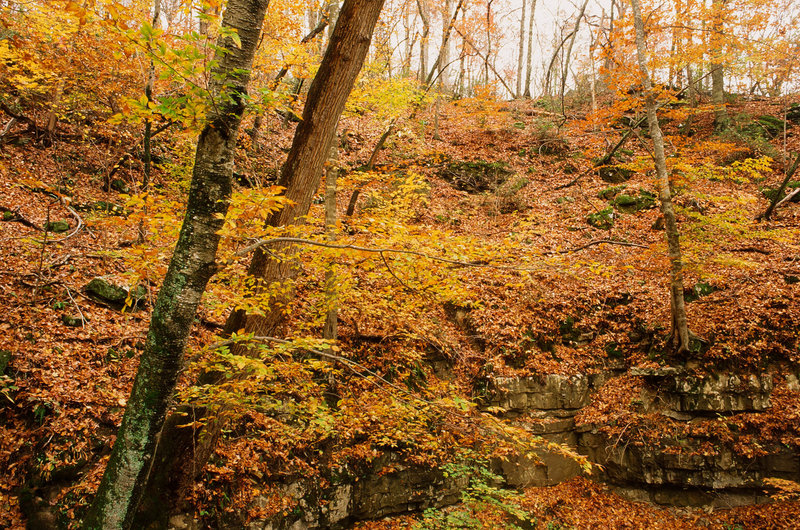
left=233, top=236, right=545, bottom=272
left=759, top=153, right=800, bottom=220
left=551, top=168, right=593, bottom=191
left=65, top=287, right=88, bottom=328
left=595, top=70, right=715, bottom=167
left=22, top=186, right=85, bottom=244
left=380, top=251, right=416, bottom=292
left=775, top=187, right=800, bottom=209
left=545, top=239, right=649, bottom=255
left=0, top=205, right=42, bottom=230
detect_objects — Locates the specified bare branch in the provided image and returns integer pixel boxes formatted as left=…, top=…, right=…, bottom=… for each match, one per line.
left=233, top=236, right=545, bottom=271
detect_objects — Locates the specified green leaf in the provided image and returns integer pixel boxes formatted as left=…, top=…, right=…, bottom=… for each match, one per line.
left=229, top=31, right=241, bottom=49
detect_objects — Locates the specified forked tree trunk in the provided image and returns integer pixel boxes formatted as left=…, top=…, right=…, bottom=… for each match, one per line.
left=630, top=0, right=690, bottom=353
left=425, top=0, right=464, bottom=86
left=558, top=0, right=589, bottom=113
left=81, top=1, right=270, bottom=528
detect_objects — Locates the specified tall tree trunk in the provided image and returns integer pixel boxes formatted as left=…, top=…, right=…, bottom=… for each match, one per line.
left=516, top=0, right=527, bottom=98
left=523, top=0, right=537, bottom=97
left=327, top=0, right=340, bottom=43
left=417, top=0, right=429, bottom=81
left=484, top=0, right=493, bottom=85
left=402, top=4, right=415, bottom=75
left=439, top=0, right=453, bottom=91
left=139, top=0, right=161, bottom=244
left=454, top=26, right=514, bottom=96
left=558, top=0, right=589, bottom=113
left=81, top=1, right=270, bottom=528
left=588, top=20, right=598, bottom=129
left=674, top=0, right=685, bottom=89
left=630, top=0, right=690, bottom=354
left=710, top=0, right=728, bottom=131
left=226, top=0, right=386, bottom=338
left=323, top=143, right=339, bottom=340
left=425, top=0, right=464, bottom=86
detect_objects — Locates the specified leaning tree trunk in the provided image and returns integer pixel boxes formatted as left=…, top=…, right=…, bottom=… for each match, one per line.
left=558, top=0, right=589, bottom=113
left=225, top=0, right=387, bottom=338
left=81, top=1, right=270, bottom=528
left=630, top=0, right=690, bottom=353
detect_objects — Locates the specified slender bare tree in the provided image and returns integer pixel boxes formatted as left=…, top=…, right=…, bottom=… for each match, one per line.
left=523, top=0, right=537, bottom=98
left=516, top=0, right=527, bottom=98
left=630, top=0, right=691, bottom=353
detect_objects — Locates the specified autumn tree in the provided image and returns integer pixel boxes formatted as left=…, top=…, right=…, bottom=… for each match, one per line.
left=81, top=0, right=270, bottom=527
left=630, top=0, right=690, bottom=353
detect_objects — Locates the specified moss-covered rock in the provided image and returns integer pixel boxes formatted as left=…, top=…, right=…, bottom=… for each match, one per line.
left=761, top=182, right=800, bottom=203
left=45, top=220, right=69, bottom=233
left=587, top=207, right=615, bottom=229
left=0, top=349, right=11, bottom=374
left=598, top=185, right=626, bottom=200
left=439, top=159, right=514, bottom=193
left=788, top=104, right=800, bottom=124
left=756, top=115, right=788, bottom=137
left=110, top=178, right=130, bottom=193
left=613, top=194, right=637, bottom=207
left=613, top=190, right=657, bottom=213
left=684, top=281, right=717, bottom=303
left=85, top=277, right=147, bottom=309
left=598, top=165, right=633, bottom=184
left=62, top=315, right=87, bottom=327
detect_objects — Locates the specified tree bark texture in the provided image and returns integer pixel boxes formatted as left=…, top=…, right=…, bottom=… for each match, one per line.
left=81, top=1, right=269, bottom=528
left=630, top=0, right=690, bottom=353
left=224, top=0, right=387, bottom=339
left=558, top=0, right=589, bottom=112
